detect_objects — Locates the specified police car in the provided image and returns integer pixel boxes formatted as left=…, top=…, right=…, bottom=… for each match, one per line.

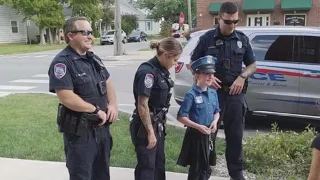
left=174, top=26, right=320, bottom=122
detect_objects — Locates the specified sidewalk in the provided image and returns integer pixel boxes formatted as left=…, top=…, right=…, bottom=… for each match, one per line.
left=102, top=50, right=155, bottom=61
left=0, top=157, right=229, bottom=180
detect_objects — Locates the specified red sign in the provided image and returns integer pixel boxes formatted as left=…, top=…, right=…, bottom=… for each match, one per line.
left=179, top=12, right=184, bottom=27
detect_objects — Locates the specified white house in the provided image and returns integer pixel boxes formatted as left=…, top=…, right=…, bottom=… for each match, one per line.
left=119, top=0, right=161, bottom=35
left=0, top=5, right=28, bottom=44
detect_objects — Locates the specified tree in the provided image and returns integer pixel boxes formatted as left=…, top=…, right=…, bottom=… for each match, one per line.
left=121, top=14, right=138, bottom=35
left=137, top=0, right=196, bottom=23
left=101, top=2, right=114, bottom=32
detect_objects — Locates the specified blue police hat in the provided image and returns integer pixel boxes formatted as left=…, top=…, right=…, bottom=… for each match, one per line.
left=190, top=55, right=216, bottom=74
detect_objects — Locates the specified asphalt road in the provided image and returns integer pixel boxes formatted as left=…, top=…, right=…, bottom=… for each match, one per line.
left=0, top=42, right=309, bottom=137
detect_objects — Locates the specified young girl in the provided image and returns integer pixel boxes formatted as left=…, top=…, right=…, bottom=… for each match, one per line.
left=176, top=55, right=221, bottom=180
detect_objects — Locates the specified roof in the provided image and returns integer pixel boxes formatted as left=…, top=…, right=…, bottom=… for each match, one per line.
left=119, top=0, right=148, bottom=20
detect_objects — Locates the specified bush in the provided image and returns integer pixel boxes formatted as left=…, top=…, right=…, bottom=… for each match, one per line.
left=160, top=21, right=172, bottom=38
left=243, top=123, right=317, bottom=179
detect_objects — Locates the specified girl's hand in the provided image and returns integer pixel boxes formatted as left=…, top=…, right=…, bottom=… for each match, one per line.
left=197, top=125, right=211, bottom=135
left=209, top=121, right=218, bottom=133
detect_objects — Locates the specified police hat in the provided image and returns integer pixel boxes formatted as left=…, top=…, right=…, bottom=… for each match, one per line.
left=190, top=55, right=216, bottom=74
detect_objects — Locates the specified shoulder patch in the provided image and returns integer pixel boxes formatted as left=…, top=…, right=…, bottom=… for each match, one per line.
left=54, top=63, right=67, bottom=79
left=144, top=73, right=154, bottom=88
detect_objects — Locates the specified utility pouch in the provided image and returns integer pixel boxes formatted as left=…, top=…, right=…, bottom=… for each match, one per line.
left=75, top=114, right=89, bottom=136
left=57, top=103, right=66, bottom=132
left=62, top=114, right=78, bottom=135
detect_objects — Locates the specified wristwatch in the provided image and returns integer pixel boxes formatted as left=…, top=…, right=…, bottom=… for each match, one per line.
left=93, top=105, right=100, bottom=114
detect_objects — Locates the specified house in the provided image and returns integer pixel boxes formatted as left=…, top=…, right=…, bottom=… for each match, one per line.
left=119, top=0, right=161, bottom=35
left=197, top=0, right=319, bottom=30
left=0, top=5, right=28, bottom=44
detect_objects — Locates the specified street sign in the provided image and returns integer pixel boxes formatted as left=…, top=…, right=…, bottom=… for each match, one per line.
left=179, top=12, right=184, bottom=27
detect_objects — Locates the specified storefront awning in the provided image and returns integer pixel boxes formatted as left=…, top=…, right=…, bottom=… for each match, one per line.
left=281, top=0, right=311, bottom=11
left=209, top=3, right=222, bottom=14
left=242, top=0, right=275, bottom=12
left=209, top=2, right=238, bottom=14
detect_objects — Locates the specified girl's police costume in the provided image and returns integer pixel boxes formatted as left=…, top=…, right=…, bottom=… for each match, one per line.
left=177, top=56, right=221, bottom=180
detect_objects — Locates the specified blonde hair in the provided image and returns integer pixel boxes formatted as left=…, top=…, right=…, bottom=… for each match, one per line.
left=149, top=37, right=183, bottom=57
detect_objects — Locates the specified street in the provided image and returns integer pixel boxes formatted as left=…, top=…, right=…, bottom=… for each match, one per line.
left=0, top=42, right=308, bottom=138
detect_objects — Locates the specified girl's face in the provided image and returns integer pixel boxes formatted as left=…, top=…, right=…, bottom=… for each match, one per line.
left=196, top=72, right=214, bottom=87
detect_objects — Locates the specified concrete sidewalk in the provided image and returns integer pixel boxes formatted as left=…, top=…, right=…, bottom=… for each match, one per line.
left=0, top=157, right=229, bottom=180
left=102, top=50, right=155, bottom=61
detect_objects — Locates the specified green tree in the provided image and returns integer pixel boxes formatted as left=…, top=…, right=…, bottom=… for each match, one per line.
left=101, top=2, right=114, bottom=33
left=121, top=14, right=139, bottom=35
left=137, top=0, right=196, bottom=24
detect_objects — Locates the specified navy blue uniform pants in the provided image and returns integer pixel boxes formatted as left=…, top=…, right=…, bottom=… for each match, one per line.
left=214, top=91, right=247, bottom=180
left=130, top=121, right=166, bottom=180
left=63, top=125, right=113, bottom=180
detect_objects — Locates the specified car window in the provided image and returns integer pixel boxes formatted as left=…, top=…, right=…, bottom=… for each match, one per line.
left=181, top=35, right=202, bottom=57
left=251, top=35, right=298, bottom=62
left=105, top=31, right=114, bottom=35
left=297, top=36, right=320, bottom=64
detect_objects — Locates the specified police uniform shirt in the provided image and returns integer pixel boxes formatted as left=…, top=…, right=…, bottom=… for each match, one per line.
left=133, top=56, right=170, bottom=109
left=48, top=45, right=110, bottom=110
left=311, top=134, right=320, bottom=151
left=177, top=85, right=221, bottom=126
left=190, top=27, right=256, bottom=85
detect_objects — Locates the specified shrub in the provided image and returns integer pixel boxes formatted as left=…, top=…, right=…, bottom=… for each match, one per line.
left=243, top=123, right=317, bottom=179
left=160, top=21, right=172, bottom=38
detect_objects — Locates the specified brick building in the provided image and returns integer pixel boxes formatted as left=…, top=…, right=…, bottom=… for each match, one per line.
left=196, top=0, right=320, bottom=30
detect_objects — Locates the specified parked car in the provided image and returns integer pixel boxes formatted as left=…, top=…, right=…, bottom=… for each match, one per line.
left=100, top=30, right=127, bottom=45
left=127, top=31, right=147, bottom=42
left=174, top=26, right=320, bottom=122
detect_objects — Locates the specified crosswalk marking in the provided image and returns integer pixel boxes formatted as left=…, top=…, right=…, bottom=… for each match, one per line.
left=0, top=85, right=36, bottom=90
left=10, top=79, right=49, bottom=84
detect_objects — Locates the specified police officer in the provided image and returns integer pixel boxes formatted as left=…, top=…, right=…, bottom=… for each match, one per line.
left=190, top=2, right=257, bottom=180
left=48, top=16, right=118, bottom=180
left=130, top=37, right=182, bottom=180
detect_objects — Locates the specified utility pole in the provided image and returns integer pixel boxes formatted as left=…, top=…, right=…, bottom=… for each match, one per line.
left=187, top=0, right=192, bottom=29
left=114, top=0, right=123, bottom=56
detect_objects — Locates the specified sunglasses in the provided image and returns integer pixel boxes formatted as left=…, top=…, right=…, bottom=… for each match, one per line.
left=71, top=30, right=93, bottom=36
left=220, top=17, right=239, bottom=25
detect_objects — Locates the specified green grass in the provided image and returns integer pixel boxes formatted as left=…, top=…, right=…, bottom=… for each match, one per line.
left=0, top=44, right=67, bottom=55
left=0, top=93, right=225, bottom=173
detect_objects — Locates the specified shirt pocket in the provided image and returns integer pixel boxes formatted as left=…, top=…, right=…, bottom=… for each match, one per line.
left=74, top=75, right=95, bottom=97
left=207, top=47, right=220, bottom=58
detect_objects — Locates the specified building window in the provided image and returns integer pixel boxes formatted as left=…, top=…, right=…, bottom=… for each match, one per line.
left=247, top=14, right=270, bottom=27
left=146, top=21, right=152, bottom=31
left=11, top=21, right=18, bottom=33
left=284, top=14, right=306, bottom=26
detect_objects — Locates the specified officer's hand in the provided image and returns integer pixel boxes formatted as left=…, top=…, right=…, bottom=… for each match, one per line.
left=97, top=110, right=107, bottom=126
left=197, top=125, right=211, bottom=135
left=210, top=77, right=222, bottom=90
left=230, top=77, right=245, bottom=95
left=147, top=132, right=157, bottom=149
left=106, top=105, right=118, bottom=123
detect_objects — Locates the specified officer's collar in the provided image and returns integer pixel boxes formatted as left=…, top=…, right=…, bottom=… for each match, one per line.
left=192, top=85, right=209, bottom=94
left=66, top=45, right=91, bottom=61
left=214, top=26, right=240, bottom=40
left=150, top=56, right=170, bottom=76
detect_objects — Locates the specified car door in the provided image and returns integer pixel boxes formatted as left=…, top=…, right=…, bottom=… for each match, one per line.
left=247, top=32, right=299, bottom=115
left=297, top=35, right=320, bottom=118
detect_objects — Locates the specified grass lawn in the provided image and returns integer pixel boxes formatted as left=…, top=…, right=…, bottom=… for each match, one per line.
left=0, top=93, right=225, bottom=173
left=0, top=38, right=101, bottom=55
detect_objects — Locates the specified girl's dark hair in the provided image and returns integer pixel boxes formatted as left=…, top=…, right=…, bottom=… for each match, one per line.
left=149, top=37, right=183, bottom=57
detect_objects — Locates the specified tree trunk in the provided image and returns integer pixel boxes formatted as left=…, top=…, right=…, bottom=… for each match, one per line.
left=51, top=28, right=57, bottom=44
left=39, top=27, right=46, bottom=45
left=58, top=29, right=62, bottom=44
left=47, top=28, right=53, bottom=45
